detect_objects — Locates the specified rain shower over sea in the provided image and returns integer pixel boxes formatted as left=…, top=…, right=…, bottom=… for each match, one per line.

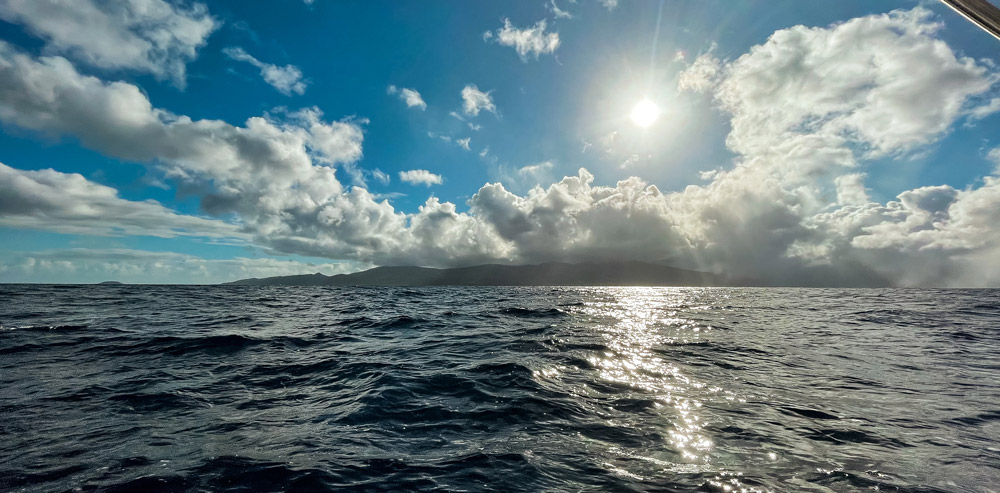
left=1, top=285, right=998, bottom=491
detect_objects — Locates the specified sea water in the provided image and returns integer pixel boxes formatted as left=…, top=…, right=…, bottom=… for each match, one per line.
left=1, top=285, right=998, bottom=491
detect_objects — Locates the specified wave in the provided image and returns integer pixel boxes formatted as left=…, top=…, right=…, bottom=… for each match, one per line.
left=1, top=285, right=998, bottom=491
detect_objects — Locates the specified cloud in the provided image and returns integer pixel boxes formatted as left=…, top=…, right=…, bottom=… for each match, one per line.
left=0, top=248, right=361, bottom=284
left=427, top=131, right=451, bottom=143
left=598, top=0, right=618, bottom=11
left=677, top=52, right=720, bottom=93
left=986, top=147, right=1000, bottom=174
left=456, top=137, right=471, bottom=150
left=224, top=47, right=307, bottom=96
left=548, top=0, right=573, bottom=19
left=0, top=41, right=363, bottom=180
left=3, top=8, right=1000, bottom=286
left=834, top=173, right=870, bottom=206
left=0, top=42, right=388, bottom=261
left=969, top=97, right=1000, bottom=120
left=619, top=154, right=640, bottom=169
left=518, top=161, right=553, bottom=175
left=489, top=19, right=560, bottom=61
left=461, top=84, right=496, bottom=116
left=371, top=168, right=390, bottom=184
left=662, top=7, right=1000, bottom=285
left=0, top=162, right=243, bottom=239
left=399, top=169, right=443, bottom=186
left=387, top=85, right=427, bottom=110
left=0, top=0, right=216, bottom=87
left=713, top=8, right=993, bottom=160
left=514, top=161, right=554, bottom=187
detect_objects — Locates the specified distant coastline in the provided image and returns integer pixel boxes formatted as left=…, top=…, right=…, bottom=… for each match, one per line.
left=225, top=261, right=732, bottom=287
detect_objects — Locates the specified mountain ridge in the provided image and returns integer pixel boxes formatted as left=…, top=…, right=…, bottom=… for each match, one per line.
left=224, top=261, right=731, bottom=287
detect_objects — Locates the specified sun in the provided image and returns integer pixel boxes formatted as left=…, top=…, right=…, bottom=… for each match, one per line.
left=630, top=98, right=660, bottom=128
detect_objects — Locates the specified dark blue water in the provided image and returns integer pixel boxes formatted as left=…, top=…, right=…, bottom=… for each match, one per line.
left=1, top=286, right=998, bottom=492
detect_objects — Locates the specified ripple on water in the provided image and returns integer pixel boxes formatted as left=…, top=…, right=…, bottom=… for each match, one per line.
left=0, top=285, right=998, bottom=491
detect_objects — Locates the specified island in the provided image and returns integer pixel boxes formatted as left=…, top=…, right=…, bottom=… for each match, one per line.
left=224, top=261, right=731, bottom=287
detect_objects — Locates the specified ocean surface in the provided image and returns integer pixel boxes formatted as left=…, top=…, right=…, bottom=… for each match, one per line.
left=1, top=286, right=998, bottom=492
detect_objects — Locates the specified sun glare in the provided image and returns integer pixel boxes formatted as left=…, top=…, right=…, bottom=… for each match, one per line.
left=630, top=99, right=660, bottom=128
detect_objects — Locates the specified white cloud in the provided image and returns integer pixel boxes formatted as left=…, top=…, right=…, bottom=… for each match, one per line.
left=399, top=169, right=443, bottom=186
left=663, top=7, right=1000, bottom=285
left=619, top=154, right=640, bottom=169
left=969, top=97, right=1000, bottom=120
left=461, top=84, right=496, bottom=116
left=3, top=8, right=1000, bottom=286
left=490, top=18, right=561, bottom=61
left=371, top=168, right=390, bottom=184
left=0, top=0, right=216, bottom=87
left=677, top=51, right=720, bottom=93
left=515, top=161, right=554, bottom=187
left=468, top=123, right=481, bottom=131
left=0, top=42, right=383, bottom=260
left=713, top=8, right=993, bottom=160
left=0, top=248, right=362, bottom=284
left=456, top=137, right=471, bottom=150
left=224, top=47, right=307, bottom=96
left=548, top=0, right=573, bottom=19
left=518, top=162, right=553, bottom=175
left=834, top=173, right=870, bottom=206
left=0, top=162, right=243, bottom=239
left=598, top=0, right=618, bottom=11
left=988, top=147, right=1000, bottom=174
left=387, top=85, right=427, bottom=110
left=0, top=42, right=363, bottom=175
left=428, top=131, right=451, bottom=143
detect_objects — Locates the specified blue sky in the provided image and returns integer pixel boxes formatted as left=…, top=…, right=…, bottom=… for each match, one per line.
left=1, top=0, right=999, bottom=285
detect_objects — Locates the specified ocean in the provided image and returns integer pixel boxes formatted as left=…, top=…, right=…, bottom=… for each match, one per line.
left=1, top=285, right=998, bottom=491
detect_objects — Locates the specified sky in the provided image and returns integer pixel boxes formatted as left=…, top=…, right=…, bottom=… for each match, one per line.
left=0, top=0, right=999, bottom=286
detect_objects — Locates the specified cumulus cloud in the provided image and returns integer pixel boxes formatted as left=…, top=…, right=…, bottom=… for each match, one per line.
left=456, top=137, right=471, bottom=150
left=0, top=41, right=390, bottom=260
left=598, top=0, right=618, bottom=11
left=0, top=0, right=216, bottom=87
left=677, top=51, right=720, bottom=93
left=399, top=169, right=443, bottom=186
left=387, top=85, right=427, bottom=110
left=489, top=18, right=561, bottom=61
left=0, top=248, right=361, bottom=284
left=664, top=7, right=1000, bottom=285
left=225, top=47, right=307, bottom=96
left=461, top=84, right=496, bottom=116
left=713, top=8, right=993, bottom=160
left=0, top=162, right=243, bottom=239
left=3, top=8, right=1000, bottom=286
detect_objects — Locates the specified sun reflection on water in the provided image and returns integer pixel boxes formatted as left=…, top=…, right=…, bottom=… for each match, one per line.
left=582, top=288, right=715, bottom=461
left=533, top=287, right=765, bottom=491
